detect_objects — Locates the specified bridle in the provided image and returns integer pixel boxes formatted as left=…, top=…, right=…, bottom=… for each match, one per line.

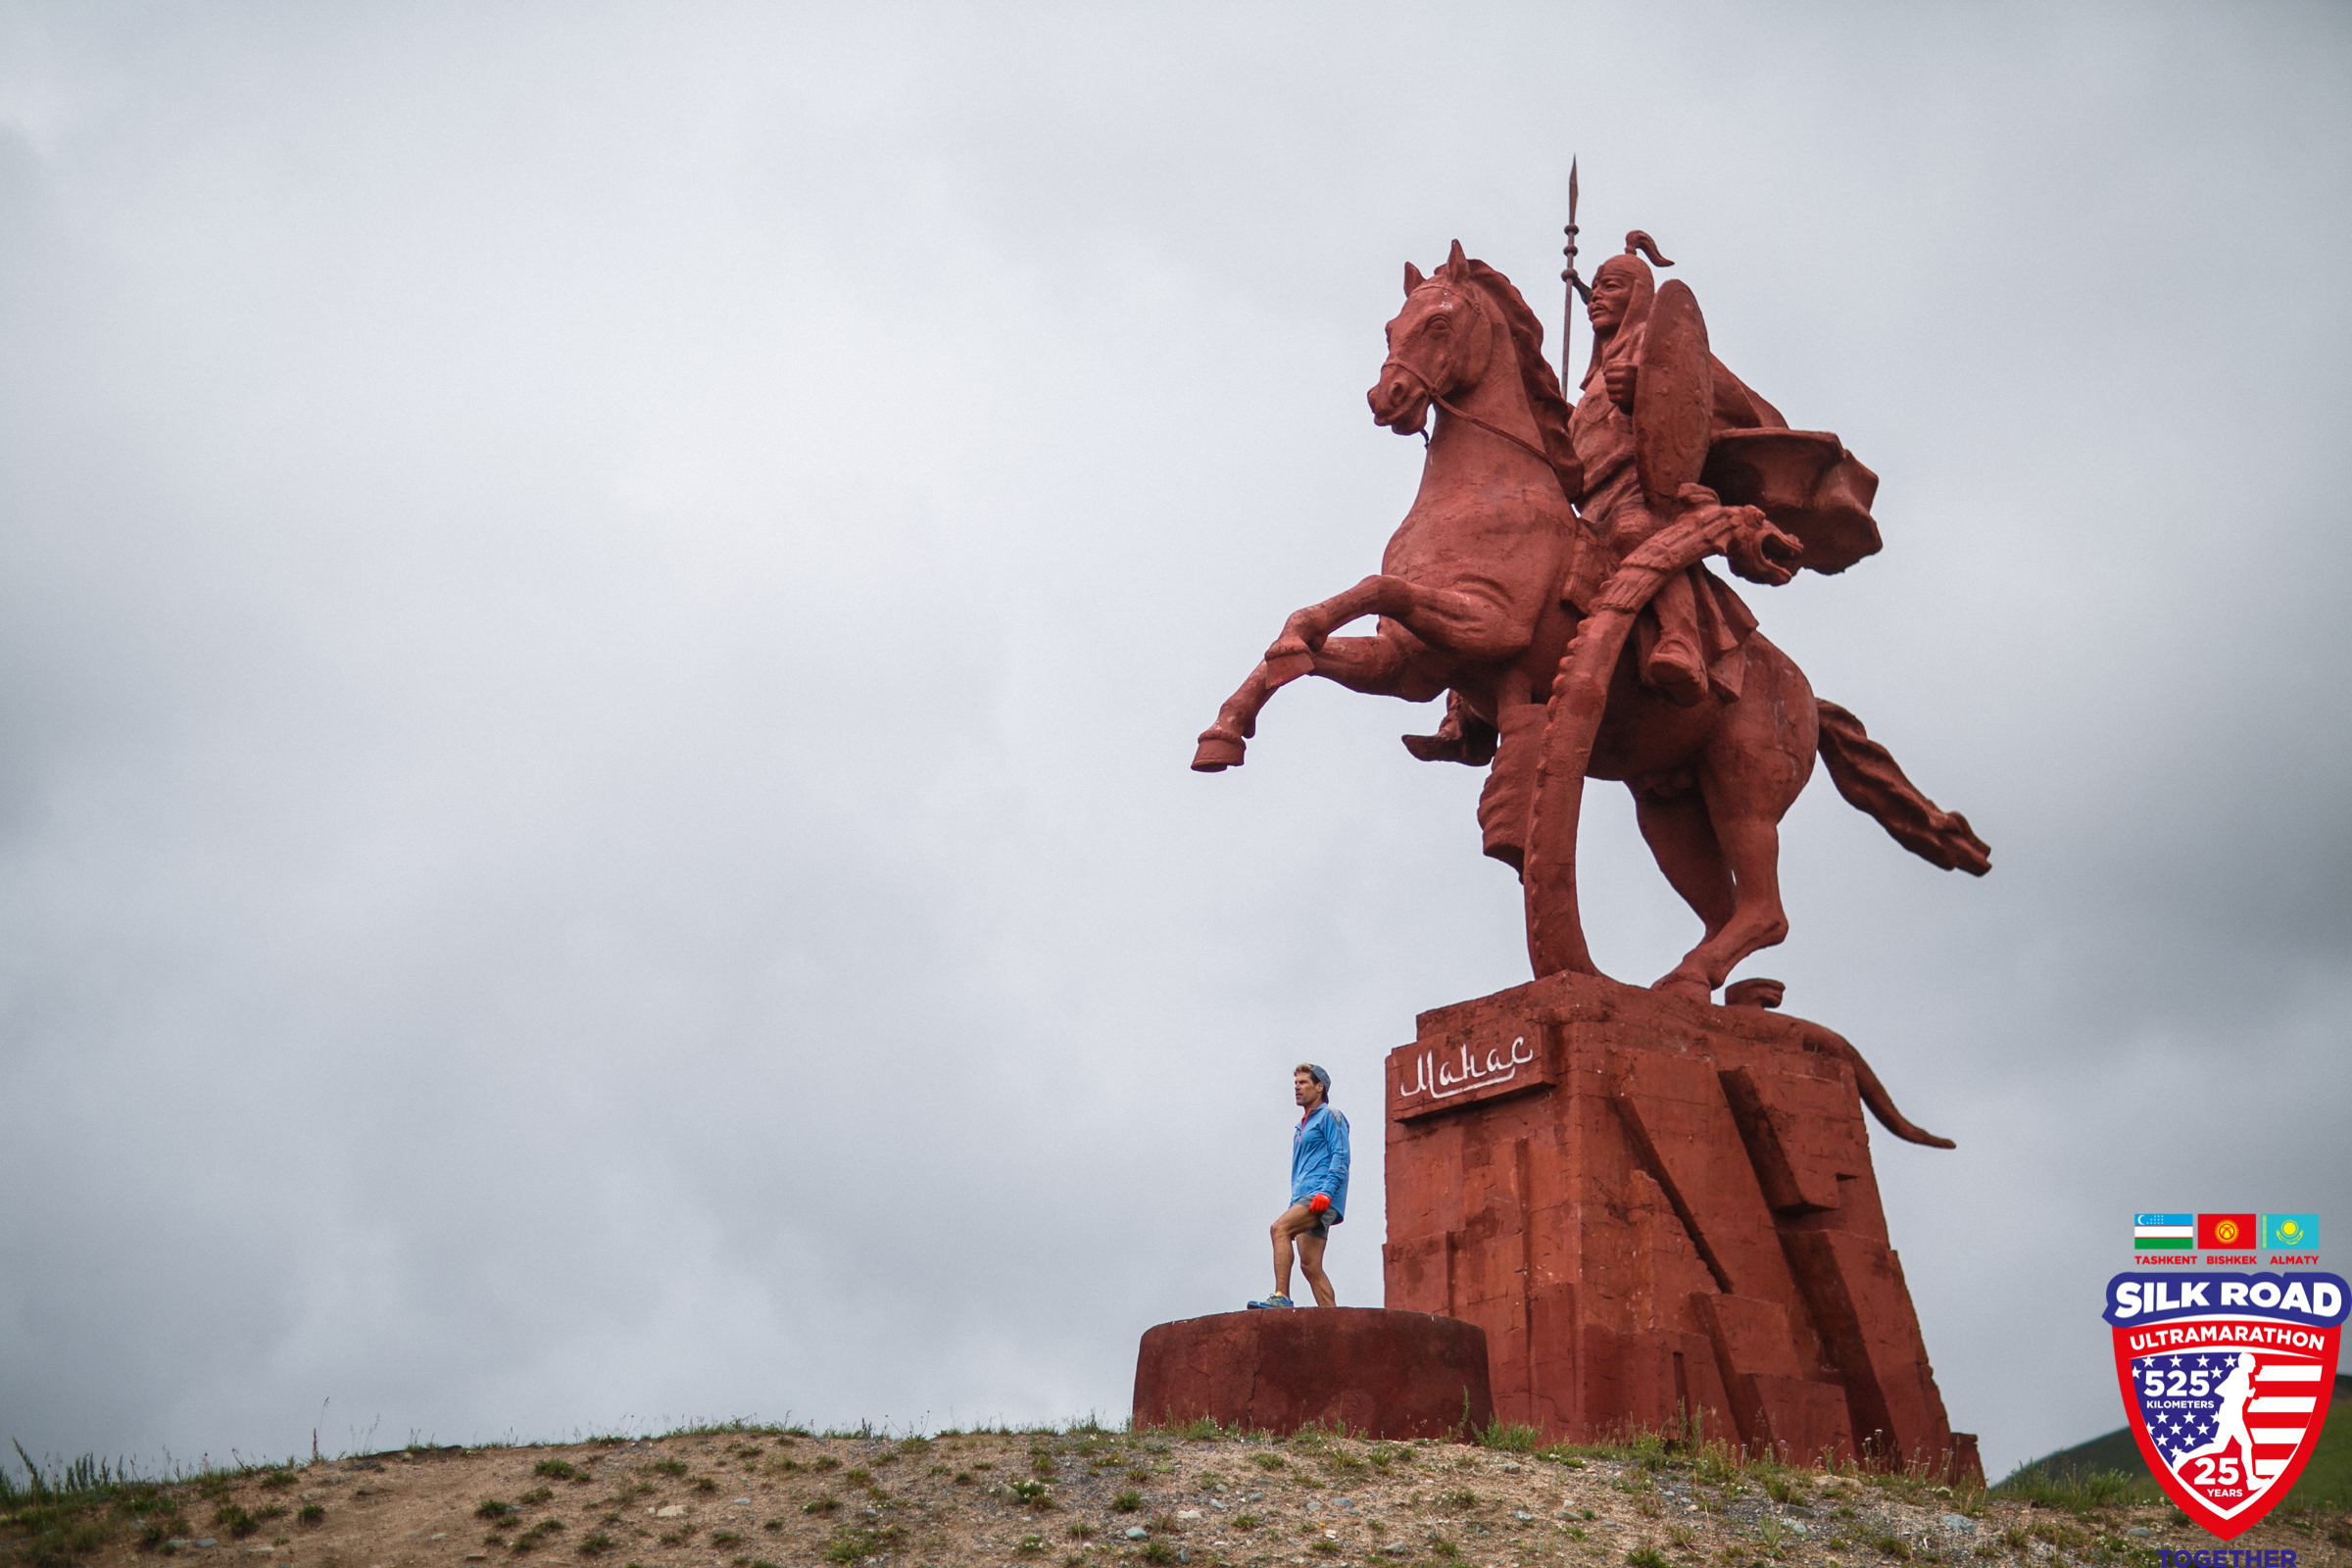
left=1380, top=286, right=1572, bottom=492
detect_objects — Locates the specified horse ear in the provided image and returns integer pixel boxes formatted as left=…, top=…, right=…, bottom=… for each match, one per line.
left=1446, top=238, right=1468, bottom=273
left=1403, top=262, right=1425, bottom=295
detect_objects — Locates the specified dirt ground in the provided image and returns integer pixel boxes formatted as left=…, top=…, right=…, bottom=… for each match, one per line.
left=51, top=1429, right=2352, bottom=1568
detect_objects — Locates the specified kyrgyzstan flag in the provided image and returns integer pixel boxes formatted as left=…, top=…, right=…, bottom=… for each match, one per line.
left=2199, top=1212, right=2258, bottom=1250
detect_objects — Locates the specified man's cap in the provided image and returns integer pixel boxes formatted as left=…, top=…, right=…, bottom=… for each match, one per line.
left=1302, top=1063, right=1332, bottom=1091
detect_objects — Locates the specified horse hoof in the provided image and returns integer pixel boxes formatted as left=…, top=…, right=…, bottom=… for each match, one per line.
left=1724, top=978, right=1785, bottom=1009
left=1649, top=972, right=1711, bottom=1001
left=1193, top=730, right=1247, bottom=772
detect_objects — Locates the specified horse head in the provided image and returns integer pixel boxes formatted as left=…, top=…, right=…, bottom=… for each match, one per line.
left=1368, top=239, right=1496, bottom=436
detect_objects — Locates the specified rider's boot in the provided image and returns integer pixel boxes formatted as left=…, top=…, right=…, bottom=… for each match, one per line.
left=1641, top=573, right=1712, bottom=708
left=1401, top=691, right=1499, bottom=765
left=1642, top=636, right=1710, bottom=708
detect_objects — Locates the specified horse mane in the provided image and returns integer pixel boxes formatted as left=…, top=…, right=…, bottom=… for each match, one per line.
left=1442, top=256, right=1582, bottom=504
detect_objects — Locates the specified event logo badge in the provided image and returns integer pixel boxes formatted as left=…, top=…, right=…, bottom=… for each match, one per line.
left=2105, top=1271, right=2346, bottom=1539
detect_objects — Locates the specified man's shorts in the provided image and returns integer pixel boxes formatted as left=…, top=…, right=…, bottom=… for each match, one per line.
left=1296, top=1202, right=1334, bottom=1240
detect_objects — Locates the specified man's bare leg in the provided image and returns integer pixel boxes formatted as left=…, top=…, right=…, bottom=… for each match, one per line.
left=1270, top=1203, right=1319, bottom=1300
left=1297, top=1230, right=1335, bottom=1307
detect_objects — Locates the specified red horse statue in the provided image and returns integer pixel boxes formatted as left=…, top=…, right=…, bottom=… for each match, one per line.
left=1193, top=238, right=1988, bottom=1000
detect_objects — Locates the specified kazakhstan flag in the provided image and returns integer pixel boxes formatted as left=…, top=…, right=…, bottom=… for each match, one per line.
left=2261, top=1213, right=2320, bottom=1250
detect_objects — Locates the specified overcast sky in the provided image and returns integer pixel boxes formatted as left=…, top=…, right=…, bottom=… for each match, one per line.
left=1, top=3, right=2346, bottom=1484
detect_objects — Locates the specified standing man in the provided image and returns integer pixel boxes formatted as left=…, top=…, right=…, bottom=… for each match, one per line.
left=1250, top=1063, right=1350, bottom=1309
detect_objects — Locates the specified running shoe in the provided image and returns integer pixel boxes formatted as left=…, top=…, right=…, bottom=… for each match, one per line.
left=1246, top=1294, right=1295, bottom=1309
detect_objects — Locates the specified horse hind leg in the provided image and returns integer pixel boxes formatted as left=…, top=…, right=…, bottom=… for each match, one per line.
left=1653, top=806, right=1789, bottom=999
left=1632, top=784, right=1736, bottom=945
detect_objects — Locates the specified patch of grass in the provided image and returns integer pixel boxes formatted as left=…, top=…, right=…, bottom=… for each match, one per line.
left=1065, top=1521, right=1096, bottom=1540
left=710, top=1531, right=743, bottom=1546
left=1988, top=1468, right=2153, bottom=1514
left=1479, top=1419, right=1544, bottom=1453
left=1014, top=1537, right=1047, bottom=1556
left=1231, top=1513, right=1260, bottom=1531
left=1869, top=1536, right=1911, bottom=1559
left=1009, top=1478, right=1053, bottom=1509
left=518, top=1488, right=554, bottom=1505
left=1441, top=1489, right=1478, bottom=1509
left=801, top=1494, right=840, bottom=1515
left=1310, top=1543, right=1342, bottom=1558
left=210, top=1504, right=258, bottom=1541
left=1110, top=1491, right=1143, bottom=1513
left=511, top=1519, right=565, bottom=1554
left=533, top=1460, right=582, bottom=1481
left=1629, top=1548, right=1672, bottom=1568
left=691, top=1477, right=717, bottom=1494
left=1250, top=1452, right=1286, bottom=1471
left=256, top=1473, right=298, bottom=1493
left=1139, top=1542, right=1178, bottom=1565
left=819, top=1525, right=905, bottom=1563
left=577, top=1533, right=615, bottom=1557
left=648, top=1460, right=687, bottom=1478
left=1668, top=1525, right=1695, bottom=1547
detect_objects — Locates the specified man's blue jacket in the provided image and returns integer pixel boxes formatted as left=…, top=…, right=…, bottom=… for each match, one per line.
left=1291, top=1102, right=1350, bottom=1222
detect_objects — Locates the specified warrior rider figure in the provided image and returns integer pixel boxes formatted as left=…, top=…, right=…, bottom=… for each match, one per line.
left=1404, top=230, right=1798, bottom=765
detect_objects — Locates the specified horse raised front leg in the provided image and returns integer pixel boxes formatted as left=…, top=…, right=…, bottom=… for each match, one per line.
left=1193, top=627, right=1433, bottom=772
left=1267, top=574, right=1527, bottom=668
left=1193, top=655, right=1303, bottom=771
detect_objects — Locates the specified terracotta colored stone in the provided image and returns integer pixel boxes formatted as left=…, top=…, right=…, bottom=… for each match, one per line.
left=1190, top=237, right=1987, bottom=1000
left=1131, top=1307, right=1493, bottom=1440
left=1182, top=224, right=1984, bottom=1487
left=1382, top=969, right=1981, bottom=1483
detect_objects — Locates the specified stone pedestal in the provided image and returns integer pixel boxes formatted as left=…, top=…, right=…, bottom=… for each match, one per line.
left=1133, top=1307, right=1493, bottom=1439
left=1384, top=970, right=1980, bottom=1482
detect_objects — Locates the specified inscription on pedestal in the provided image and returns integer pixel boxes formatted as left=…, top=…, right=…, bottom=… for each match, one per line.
left=1390, top=1020, right=1557, bottom=1121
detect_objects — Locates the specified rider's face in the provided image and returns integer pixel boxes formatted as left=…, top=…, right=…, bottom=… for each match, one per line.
left=1588, top=269, right=1637, bottom=332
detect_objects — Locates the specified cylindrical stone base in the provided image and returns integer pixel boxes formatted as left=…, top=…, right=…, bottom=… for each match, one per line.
left=1132, top=1307, right=1493, bottom=1439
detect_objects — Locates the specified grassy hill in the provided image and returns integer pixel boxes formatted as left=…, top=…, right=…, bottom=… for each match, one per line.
left=2000, top=1374, right=2352, bottom=1509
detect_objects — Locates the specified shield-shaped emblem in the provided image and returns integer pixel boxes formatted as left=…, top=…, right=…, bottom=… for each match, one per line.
left=2105, top=1271, right=2347, bottom=1539
left=1634, top=279, right=1712, bottom=514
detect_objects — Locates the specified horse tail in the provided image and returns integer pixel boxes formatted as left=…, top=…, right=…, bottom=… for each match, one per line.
left=1800, top=1025, right=1955, bottom=1150
left=1814, top=701, right=1991, bottom=876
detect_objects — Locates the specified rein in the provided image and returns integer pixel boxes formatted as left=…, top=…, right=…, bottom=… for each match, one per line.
left=1381, top=348, right=1574, bottom=502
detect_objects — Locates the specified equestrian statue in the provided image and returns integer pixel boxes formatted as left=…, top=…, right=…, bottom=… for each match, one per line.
left=1191, top=234, right=1989, bottom=1002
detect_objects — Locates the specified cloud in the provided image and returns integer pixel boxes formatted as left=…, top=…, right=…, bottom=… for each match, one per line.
left=0, top=2, right=2346, bottom=1482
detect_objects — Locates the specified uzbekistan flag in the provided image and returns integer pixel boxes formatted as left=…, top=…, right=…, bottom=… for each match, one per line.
left=2199, top=1212, right=2258, bottom=1250
left=2262, top=1214, right=2320, bottom=1250
left=2135, top=1213, right=2194, bottom=1251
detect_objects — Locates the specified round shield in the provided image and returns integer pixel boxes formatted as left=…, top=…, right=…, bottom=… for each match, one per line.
left=1634, top=279, right=1712, bottom=512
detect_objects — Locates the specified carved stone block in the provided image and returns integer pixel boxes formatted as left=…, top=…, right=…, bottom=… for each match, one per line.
left=1383, top=969, right=1977, bottom=1480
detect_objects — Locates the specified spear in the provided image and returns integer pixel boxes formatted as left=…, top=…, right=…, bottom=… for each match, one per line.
left=1560, top=156, right=1590, bottom=392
